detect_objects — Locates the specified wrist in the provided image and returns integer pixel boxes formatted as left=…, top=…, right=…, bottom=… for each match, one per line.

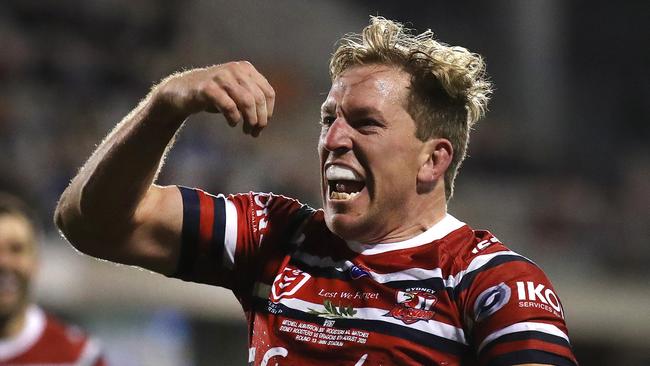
left=144, top=90, right=189, bottom=131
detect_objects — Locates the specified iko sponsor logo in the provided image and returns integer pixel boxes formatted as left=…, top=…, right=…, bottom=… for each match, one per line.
left=473, top=282, right=511, bottom=322
left=516, top=281, right=564, bottom=318
left=386, top=288, right=437, bottom=324
left=270, top=266, right=311, bottom=303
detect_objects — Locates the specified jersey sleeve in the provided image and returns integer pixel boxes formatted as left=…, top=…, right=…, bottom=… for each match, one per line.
left=456, top=241, right=578, bottom=366
left=169, top=186, right=307, bottom=295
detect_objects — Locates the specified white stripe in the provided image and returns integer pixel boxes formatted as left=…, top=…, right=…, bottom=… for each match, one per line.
left=294, top=250, right=450, bottom=285
left=76, top=338, right=102, bottom=366
left=248, top=347, right=256, bottom=362
left=0, top=305, right=45, bottom=360
left=346, top=214, right=466, bottom=255
left=373, top=267, right=446, bottom=285
left=445, top=250, right=529, bottom=289
left=276, top=297, right=467, bottom=345
left=294, top=250, right=528, bottom=290
left=478, top=321, right=570, bottom=353
left=222, top=195, right=238, bottom=269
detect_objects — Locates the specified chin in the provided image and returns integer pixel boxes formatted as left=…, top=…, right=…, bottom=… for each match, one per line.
left=324, top=212, right=370, bottom=242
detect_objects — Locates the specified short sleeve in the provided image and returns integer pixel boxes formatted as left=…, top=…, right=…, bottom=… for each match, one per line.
left=457, top=249, right=579, bottom=366
left=169, top=187, right=307, bottom=295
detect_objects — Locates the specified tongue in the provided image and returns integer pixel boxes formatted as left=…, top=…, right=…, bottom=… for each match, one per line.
left=335, top=180, right=365, bottom=194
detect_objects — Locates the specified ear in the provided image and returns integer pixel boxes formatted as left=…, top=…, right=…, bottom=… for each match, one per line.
left=417, top=138, right=453, bottom=186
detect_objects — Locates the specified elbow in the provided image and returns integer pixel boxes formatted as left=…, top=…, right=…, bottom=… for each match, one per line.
left=53, top=189, right=102, bottom=257
left=53, top=193, right=87, bottom=253
left=53, top=190, right=76, bottom=240
left=53, top=185, right=84, bottom=236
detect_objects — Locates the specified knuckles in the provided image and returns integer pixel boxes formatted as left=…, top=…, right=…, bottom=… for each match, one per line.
left=150, top=60, right=272, bottom=130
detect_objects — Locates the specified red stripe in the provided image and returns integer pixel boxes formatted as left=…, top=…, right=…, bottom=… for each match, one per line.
left=197, top=191, right=215, bottom=256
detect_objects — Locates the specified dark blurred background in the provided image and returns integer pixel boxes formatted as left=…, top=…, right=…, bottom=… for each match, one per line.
left=1, top=0, right=648, bottom=364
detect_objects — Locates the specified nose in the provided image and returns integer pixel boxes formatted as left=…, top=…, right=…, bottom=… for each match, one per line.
left=322, top=118, right=353, bottom=154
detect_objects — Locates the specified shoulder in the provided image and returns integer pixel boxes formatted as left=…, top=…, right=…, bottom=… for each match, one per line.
left=442, top=222, right=563, bottom=316
left=41, top=312, right=89, bottom=346
left=441, top=221, right=538, bottom=282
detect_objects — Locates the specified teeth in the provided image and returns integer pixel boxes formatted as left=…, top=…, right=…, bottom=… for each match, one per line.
left=330, top=191, right=359, bottom=200
left=326, top=165, right=362, bottom=181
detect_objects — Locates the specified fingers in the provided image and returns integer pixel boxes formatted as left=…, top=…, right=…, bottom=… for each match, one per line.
left=201, top=85, right=242, bottom=127
left=201, top=61, right=275, bottom=137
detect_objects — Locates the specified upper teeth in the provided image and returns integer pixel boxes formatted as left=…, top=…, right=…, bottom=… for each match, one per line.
left=326, top=165, right=362, bottom=181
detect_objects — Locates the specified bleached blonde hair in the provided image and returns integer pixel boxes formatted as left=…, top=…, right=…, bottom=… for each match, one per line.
left=330, top=16, right=492, bottom=200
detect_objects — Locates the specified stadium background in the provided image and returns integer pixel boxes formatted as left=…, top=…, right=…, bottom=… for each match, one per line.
left=1, top=0, right=648, bottom=364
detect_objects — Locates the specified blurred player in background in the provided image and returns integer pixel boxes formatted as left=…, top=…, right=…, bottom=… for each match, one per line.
left=55, top=17, right=577, bottom=365
left=0, top=194, right=106, bottom=365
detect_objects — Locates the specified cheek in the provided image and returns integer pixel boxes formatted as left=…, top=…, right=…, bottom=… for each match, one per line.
left=17, top=258, right=37, bottom=278
left=317, top=138, right=327, bottom=160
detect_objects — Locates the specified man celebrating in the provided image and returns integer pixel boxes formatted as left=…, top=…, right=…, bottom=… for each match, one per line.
left=55, top=17, right=578, bottom=365
left=0, top=194, right=106, bottom=365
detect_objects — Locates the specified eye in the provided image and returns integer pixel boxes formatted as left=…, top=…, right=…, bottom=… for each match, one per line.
left=355, top=118, right=384, bottom=134
left=320, top=116, right=336, bottom=126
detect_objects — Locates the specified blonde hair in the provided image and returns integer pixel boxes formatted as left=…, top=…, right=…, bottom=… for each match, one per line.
left=330, top=16, right=492, bottom=200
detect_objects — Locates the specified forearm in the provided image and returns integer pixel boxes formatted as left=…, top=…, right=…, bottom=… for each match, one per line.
left=55, top=93, right=184, bottom=240
left=54, top=62, right=274, bottom=267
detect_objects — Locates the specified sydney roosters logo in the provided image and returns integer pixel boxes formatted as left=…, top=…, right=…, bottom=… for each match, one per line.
left=270, top=266, right=311, bottom=303
left=386, top=289, right=437, bottom=324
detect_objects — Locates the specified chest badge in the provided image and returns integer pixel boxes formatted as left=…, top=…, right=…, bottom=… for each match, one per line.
left=386, top=289, right=437, bottom=324
left=271, top=266, right=311, bottom=302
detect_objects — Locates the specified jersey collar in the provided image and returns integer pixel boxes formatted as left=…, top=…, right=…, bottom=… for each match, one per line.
left=345, top=214, right=466, bottom=255
left=0, top=305, right=46, bottom=360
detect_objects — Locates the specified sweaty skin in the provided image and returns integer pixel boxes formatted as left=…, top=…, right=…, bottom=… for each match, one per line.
left=319, top=64, right=451, bottom=244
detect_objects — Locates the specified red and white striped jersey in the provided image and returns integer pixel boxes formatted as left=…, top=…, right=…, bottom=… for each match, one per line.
left=173, top=187, right=578, bottom=366
left=0, top=306, right=106, bottom=365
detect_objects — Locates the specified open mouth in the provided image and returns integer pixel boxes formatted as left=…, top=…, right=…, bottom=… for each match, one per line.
left=326, top=165, right=366, bottom=201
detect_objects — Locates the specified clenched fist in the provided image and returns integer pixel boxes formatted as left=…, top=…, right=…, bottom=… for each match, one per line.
left=152, top=61, right=275, bottom=137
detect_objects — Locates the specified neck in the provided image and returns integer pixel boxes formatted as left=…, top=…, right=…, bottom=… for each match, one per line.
left=412, top=180, right=448, bottom=228
left=0, top=305, right=29, bottom=339
left=369, top=186, right=448, bottom=244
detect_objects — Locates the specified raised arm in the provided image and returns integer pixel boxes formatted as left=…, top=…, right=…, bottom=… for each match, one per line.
left=54, top=61, right=275, bottom=275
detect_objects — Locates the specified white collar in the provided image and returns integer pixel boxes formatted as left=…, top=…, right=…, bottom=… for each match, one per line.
left=346, top=214, right=466, bottom=255
left=0, top=305, right=46, bottom=360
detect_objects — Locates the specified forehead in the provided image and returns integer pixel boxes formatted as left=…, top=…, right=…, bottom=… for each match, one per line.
left=322, top=65, right=411, bottom=112
left=0, top=215, right=35, bottom=249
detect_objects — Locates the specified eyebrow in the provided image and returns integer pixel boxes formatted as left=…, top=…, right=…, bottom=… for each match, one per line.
left=320, top=103, right=384, bottom=119
left=320, top=102, right=335, bottom=115
left=346, top=106, right=382, bottom=117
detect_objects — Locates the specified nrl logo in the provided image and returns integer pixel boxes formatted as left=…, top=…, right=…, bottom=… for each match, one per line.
left=270, top=266, right=311, bottom=303
left=386, top=289, right=437, bottom=324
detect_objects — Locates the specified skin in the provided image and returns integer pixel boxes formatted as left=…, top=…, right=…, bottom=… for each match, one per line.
left=0, top=215, right=38, bottom=338
left=319, top=64, right=451, bottom=244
